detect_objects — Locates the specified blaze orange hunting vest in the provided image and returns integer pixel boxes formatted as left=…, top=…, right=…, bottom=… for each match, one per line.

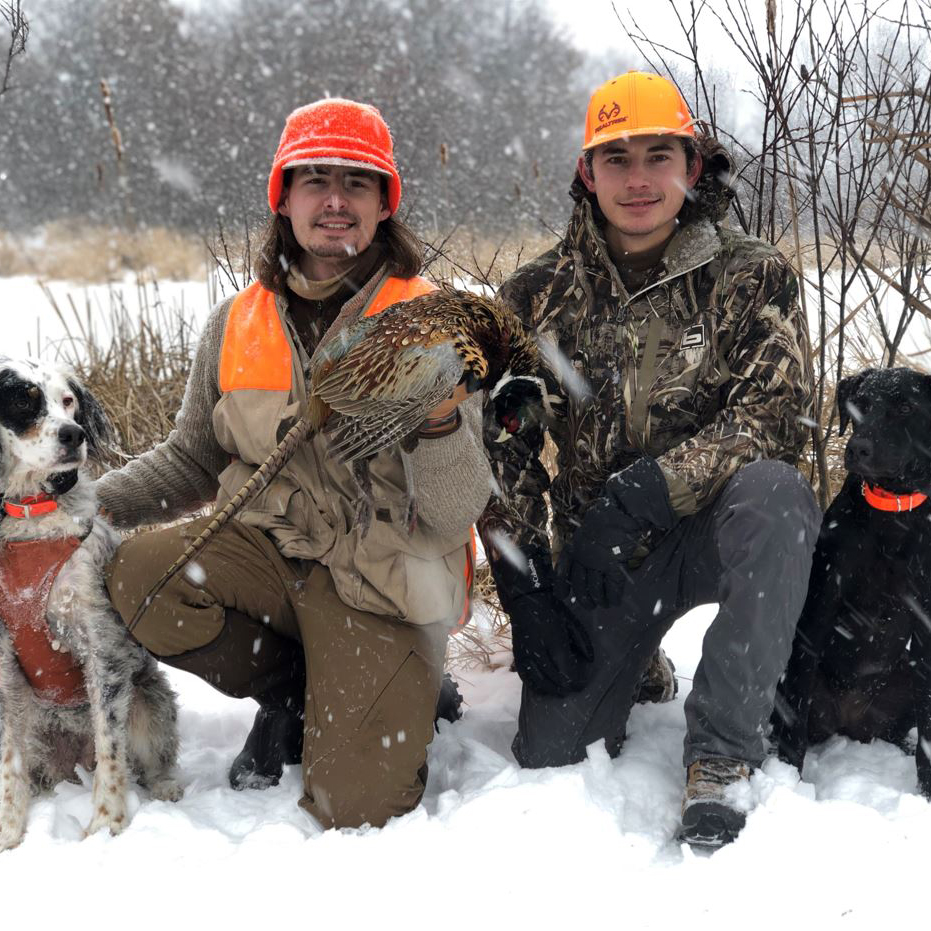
left=217, top=275, right=475, bottom=629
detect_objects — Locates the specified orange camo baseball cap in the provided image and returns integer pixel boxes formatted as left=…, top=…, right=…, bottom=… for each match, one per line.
left=583, top=71, right=696, bottom=150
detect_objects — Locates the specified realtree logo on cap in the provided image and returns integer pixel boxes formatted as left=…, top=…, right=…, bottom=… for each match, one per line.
left=598, top=101, right=621, bottom=123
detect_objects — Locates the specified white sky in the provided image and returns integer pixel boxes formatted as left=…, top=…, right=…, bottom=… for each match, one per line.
left=546, top=0, right=659, bottom=49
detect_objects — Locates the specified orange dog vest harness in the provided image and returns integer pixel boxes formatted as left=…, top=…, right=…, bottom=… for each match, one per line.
left=0, top=537, right=88, bottom=705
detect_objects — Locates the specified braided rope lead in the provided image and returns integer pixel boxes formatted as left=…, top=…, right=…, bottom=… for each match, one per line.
left=127, top=415, right=315, bottom=632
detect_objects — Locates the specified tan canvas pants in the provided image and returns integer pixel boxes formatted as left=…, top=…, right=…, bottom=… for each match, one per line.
left=106, top=516, right=448, bottom=829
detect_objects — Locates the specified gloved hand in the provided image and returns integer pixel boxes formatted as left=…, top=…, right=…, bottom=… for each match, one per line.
left=490, top=543, right=594, bottom=696
left=559, top=457, right=678, bottom=610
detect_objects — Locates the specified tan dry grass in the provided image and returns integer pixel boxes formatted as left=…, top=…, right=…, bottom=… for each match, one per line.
left=0, top=223, right=209, bottom=283
left=46, top=282, right=198, bottom=467
left=425, top=228, right=560, bottom=287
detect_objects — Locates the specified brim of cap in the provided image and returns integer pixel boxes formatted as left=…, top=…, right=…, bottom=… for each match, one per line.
left=283, top=156, right=392, bottom=177
left=583, top=122, right=697, bottom=150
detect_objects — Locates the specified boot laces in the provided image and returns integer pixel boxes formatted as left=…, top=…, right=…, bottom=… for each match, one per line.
left=685, top=758, right=750, bottom=803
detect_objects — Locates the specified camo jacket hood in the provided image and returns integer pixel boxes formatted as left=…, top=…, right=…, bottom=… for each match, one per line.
left=479, top=198, right=814, bottom=552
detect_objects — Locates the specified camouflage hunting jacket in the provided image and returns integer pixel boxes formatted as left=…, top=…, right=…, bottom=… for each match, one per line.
left=478, top=197, right=814, bottom=555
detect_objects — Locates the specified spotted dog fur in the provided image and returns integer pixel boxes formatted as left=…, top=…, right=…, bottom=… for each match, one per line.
left=0, top=357, right=181, bottom=851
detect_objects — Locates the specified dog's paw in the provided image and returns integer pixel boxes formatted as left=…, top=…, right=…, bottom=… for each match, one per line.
left=84, top=802, right=128, bottom=838
left=149, top=777, right=183, bottom=803
left=0, top=826, right=25, bottom=853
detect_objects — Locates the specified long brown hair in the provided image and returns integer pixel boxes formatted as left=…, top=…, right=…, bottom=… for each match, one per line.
left=255, top=171, right=423, bottom=294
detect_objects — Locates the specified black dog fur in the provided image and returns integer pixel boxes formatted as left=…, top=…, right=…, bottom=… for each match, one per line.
left=772, top=367, right=931, bottom=795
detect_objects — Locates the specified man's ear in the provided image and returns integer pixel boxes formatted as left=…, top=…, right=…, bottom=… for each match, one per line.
left=837, top=369, right=874, bottom=435
left=278, top=190, right=291, bottom=218
left=577, top=155, right=596, bottom=193
left=378, top=197, right=391, bottom=223
left=686, top=150, right=703, bottom=189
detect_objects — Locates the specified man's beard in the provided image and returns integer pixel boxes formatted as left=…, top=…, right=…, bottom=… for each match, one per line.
left=307, top=241, right=359, bottom=259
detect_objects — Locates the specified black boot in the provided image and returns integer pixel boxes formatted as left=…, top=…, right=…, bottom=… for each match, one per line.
left=434, top=672, right=463, bottom=729
left=229, top=681, right=305, bottom=790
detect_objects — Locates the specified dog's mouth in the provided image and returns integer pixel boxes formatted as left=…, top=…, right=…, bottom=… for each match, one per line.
left=847, top=457, right=925, bottom=494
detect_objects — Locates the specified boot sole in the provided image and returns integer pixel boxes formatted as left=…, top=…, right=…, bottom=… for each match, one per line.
left=678, top=803, right=746, bottom=849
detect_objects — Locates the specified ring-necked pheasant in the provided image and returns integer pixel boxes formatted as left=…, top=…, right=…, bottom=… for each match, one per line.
left=312, top=285, right=542, bottom=530
left=130, top=286, right=546, bottom=630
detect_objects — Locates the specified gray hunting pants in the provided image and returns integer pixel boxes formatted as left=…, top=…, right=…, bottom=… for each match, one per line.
left=513, top=460, right=821, bottom=769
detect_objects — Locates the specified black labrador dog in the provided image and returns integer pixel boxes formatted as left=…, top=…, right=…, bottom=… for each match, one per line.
left=772, top=367, right=931, bottom=795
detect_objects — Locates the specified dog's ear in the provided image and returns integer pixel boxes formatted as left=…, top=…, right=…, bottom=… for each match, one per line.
left=837, top=369, right=874, bottom=435
left=67, top=376, right=116, bottom=461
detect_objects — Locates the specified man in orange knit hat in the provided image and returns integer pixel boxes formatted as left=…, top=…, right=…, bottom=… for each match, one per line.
left=98, top=99, right=489, bottom=829
left=480, top=72, right=819, bottom=848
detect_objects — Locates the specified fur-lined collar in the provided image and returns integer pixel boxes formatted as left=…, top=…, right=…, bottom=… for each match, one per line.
left=662, top=218, right=720, bottom=276
left=568, top=198, right=720, bottom=286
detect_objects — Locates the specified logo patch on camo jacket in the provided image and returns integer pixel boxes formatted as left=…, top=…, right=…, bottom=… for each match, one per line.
left=681, top=324, right=705, bottom=350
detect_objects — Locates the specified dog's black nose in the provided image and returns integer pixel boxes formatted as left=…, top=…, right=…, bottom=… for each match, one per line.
left=847, top=435, right=873, bottom=463
left=58, top=423, right=85, bottom=448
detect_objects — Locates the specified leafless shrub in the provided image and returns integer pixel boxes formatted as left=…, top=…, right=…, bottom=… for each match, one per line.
left=0, top=0, right=28, bottom=102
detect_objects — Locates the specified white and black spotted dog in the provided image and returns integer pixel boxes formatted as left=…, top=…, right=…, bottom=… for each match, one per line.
left=0, top=357, right=181, bottom=851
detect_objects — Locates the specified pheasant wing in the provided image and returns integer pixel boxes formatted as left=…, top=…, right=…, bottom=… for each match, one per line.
left=315, top=332, right=465, bottom=463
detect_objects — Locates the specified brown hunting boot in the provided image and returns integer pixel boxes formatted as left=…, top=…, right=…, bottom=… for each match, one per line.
left=677, top=757, right=751, bottom=849
left=635, top=647, right=678, bottom=704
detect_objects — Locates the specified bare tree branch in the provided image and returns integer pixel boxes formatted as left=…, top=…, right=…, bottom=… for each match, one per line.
left=0, top=0, right=28, bottom=101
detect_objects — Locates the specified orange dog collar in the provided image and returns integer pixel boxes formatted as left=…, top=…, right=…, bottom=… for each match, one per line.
left=4, top=493, right=59, bottom=519
left=861, top=482, right=928, bottom=513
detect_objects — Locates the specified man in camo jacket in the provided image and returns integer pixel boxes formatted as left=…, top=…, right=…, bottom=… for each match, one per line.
left=478, top=72, right=821, bottom=849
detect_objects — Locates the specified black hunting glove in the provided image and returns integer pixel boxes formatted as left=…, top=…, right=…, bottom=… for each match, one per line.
left=491, top=544, right=594, bottom=697
left=559, top=457, right=678, bottom=610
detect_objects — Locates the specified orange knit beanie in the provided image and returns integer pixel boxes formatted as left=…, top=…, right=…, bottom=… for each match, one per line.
left=268, top=99, right=402, bottom=214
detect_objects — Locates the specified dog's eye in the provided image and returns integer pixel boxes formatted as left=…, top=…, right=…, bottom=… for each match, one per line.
left=900, top=402, right=913, bottom=415
left=62, top=395, right=75, bottom=409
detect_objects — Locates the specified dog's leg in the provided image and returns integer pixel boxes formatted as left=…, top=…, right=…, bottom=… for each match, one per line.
left=771, top=533, right=843, bottom=771
left=82, top=634, right=135, bottom=837
left=0, top=628, right=36, bottom=852
left=127, top=655, right=183, bottom=803
left=909, top=615, right=931, bottom=799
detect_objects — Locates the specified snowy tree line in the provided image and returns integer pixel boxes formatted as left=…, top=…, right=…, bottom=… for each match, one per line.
left=0, top=0, right=587, bottom=236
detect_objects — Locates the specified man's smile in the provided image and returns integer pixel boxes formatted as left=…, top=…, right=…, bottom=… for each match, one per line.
left=620, top=197, right=661, bottom=208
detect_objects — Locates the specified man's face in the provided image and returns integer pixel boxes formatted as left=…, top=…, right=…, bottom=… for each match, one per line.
left=279, top=164, right=391, bottom=278
left=579, top=135, right=701, bottom=253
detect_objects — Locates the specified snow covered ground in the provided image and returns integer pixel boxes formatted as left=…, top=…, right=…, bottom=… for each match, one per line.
left=3, top=275, right=217, bottom=361
left=2, top=604, right=931, bottom=930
